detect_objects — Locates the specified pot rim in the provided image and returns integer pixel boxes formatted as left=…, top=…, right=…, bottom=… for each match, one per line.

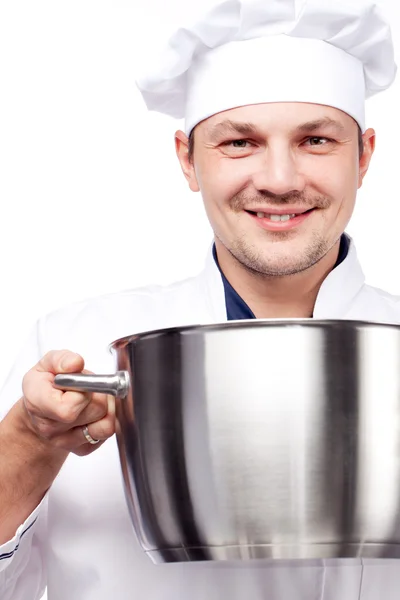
left=108, top=318, right=399, bottom=352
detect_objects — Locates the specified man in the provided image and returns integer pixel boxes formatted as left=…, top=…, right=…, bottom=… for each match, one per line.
left=0, top=0, right=399, bottom=598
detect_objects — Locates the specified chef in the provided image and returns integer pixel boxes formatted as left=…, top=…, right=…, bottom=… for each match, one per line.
left=1, top=0, right=399, bottom=598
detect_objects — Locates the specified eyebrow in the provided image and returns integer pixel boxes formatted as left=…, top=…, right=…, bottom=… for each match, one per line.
left=296, top=118, right=346, bottom=134
left=207, top=120, right=259, bottom=140
left=206, top=117, right=346, bottom=140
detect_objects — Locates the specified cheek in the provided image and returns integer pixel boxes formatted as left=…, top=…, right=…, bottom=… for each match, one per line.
left=197, top=158, right=249, bottom=208
left=312, top=160, right=359, bottom=204
left=336, top=172, right=359, bottom=212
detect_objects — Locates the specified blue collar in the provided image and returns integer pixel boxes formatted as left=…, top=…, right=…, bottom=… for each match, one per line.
left=213, top=234, right=350, bottom=321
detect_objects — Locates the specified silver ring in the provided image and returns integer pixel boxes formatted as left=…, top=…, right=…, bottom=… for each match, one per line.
left=82, top=425, right=100, bottom=445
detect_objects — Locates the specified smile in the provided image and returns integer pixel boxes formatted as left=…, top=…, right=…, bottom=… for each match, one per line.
left=246, top=209, right=314, bottom=222
left=245, top=209, right=315, bottom=231
left=256, top=212, right=296, bottom=222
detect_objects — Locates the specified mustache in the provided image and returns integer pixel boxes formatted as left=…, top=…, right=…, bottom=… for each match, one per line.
left=230, top=190, right=332, bottom=211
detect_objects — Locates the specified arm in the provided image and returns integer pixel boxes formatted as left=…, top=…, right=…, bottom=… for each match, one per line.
left=0, top=399, right=68, bottom=544
left=0, top=327, right=115, bottom=599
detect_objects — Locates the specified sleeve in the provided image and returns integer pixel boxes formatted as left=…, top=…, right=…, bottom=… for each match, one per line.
left=0, top=320, right=48, bottom=600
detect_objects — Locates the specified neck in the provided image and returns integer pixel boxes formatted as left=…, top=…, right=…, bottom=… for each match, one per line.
left=215, top=239, right=342, bottom=319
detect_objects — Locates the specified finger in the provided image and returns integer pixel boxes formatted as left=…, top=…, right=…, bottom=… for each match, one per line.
left=23, top=350, right=87, bottom=415
left=35, top=350, right=85, bottom=375
left=24, top=387, right=91, bottom=424
left=52, top=410, right=116, bottom=452
left=76, top=409, right=116, bottom=443
left=27, top=392, right=110, bottom=441
left=73, top=440, right=106, bottom=457
left=68, top=393, right=111, bottom=427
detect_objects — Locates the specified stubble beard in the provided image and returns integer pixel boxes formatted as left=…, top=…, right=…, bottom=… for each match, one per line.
left=223, top=190, right=333, bottom=277
left=226, top=230, right=330, bottom=277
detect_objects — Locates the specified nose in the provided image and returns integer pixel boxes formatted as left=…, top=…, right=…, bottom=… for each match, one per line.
left=251, top=144, right=306, bottom=196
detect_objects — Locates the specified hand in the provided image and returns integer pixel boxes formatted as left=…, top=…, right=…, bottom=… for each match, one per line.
left=21, top=350, right=115, bottom=456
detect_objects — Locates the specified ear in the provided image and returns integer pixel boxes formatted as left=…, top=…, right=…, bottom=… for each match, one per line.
left=175, top=130, right=200, bottom=192
left=358, top=128, right=376, bottom=189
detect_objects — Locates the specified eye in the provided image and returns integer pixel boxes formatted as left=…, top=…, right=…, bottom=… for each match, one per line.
left=305, top=137, right=330, bottom=146
left=223, top=139, right=252, bottom=148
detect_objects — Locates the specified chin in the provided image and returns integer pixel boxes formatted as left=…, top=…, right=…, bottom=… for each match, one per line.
left=237, top=242, right=328, bottom=275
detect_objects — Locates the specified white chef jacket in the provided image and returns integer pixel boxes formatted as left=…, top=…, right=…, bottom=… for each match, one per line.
left=1, top=236, right=400, bottom=600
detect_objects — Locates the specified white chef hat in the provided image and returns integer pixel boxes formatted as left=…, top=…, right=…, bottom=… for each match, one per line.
left=135, top=0, right=397, bottom=135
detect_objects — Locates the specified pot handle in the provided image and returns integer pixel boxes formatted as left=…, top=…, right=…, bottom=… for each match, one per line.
left=53, top=371, right=130, bottom=398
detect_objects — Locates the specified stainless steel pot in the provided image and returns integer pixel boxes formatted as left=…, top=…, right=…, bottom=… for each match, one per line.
left=54, top=319, right=400, bottom=564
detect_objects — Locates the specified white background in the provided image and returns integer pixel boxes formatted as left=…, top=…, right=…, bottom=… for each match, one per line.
left=0, top=2, right=399, bottom=599
left=0, top=0, right=399, bottom=391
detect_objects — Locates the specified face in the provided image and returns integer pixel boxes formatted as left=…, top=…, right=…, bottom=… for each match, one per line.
left=176, top=103, right=375, bottom=277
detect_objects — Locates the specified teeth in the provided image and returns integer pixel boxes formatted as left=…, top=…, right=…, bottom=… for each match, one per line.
left=256, top=213, right=296, bottom=222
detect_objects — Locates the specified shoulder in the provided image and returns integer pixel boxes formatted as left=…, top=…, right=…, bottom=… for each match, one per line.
left=351, top=282, right=400, bottom=323
left=41, top=274, right=203, bottom=326
left=362, top=283, right=400, bottom=308
left=37, top=273, right=208, bottom=353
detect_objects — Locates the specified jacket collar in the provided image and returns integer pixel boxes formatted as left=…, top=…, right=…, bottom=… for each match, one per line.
left=313, top=235, right=365, bottom=319
left=202, top=234, right=366, bottom=322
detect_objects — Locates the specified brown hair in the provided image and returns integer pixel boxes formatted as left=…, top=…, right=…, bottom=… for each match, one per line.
left=187, top=125, right=364, bottom=164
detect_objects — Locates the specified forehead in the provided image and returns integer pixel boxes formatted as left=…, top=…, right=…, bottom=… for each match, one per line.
left=198, top=102, right=356, bottom=137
